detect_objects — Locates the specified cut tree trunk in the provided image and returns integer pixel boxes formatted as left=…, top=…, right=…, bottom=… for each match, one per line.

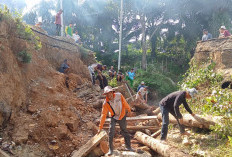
left=87, top=140, right=108, bottom=157
left=135, top=131, right=192, bottom=157
left=103, top=125, right=159, bottom=131
left=71, top=130, right=107, bottom=157
left=151, top=129, right=161, bottom=138
left=152, top=107, right=160, bottom=115
left=100, top=116, right=158, bottom=124
left=0, top=149, right=10, bottom=157
left=157, top=113, right=217, bottom=129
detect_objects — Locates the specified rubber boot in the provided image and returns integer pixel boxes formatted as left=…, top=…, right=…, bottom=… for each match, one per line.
left=124, top=135, right=135, bottom=152
left=106, top=142, right=113, bottom=155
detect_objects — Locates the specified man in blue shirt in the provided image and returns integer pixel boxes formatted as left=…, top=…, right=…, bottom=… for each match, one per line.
left=59, top=59, right=70, bottom=74
left=137, top=81, right=145, bottom=92
left=126, top=68, right=135, bottom=87
left=202, top=29, right=212, bottom=41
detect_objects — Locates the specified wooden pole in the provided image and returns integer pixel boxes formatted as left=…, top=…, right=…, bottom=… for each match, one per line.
left=103, top=125, right=159, bottom=131
left=71, top=130, right=107, bottom=157
left=151, top=129, right=161, bottom=138
left=157, top=113, right=218, bottom=129
left=135, top=131, right=192, bottom=157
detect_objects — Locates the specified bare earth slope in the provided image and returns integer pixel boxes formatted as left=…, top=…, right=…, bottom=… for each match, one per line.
left=0, top=18, right=102, bottom=156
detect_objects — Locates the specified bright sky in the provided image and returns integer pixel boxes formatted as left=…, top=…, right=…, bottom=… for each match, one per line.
left=24, top=0, right=86, bottom=14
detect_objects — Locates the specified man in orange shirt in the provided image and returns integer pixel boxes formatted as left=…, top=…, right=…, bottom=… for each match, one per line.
left=98, top=86, right=134, bottom=155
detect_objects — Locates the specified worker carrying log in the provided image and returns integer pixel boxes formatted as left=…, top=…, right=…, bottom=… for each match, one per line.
left=98, top=86, right=135, bottom=155
left=159, top=88, right=198, bottom=142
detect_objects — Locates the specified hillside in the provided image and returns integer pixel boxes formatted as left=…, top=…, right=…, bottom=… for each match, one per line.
left=0, top=13, right=103, bottom=156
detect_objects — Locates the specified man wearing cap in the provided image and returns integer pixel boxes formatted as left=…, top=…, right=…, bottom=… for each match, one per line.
left=137, top=81, right=145, bottom=92
left=98, top=86, right=134, bottom=155
left=220, top=26, right=231, bottom=38
left=159, top=88, right=198, bottom=142
left=136, top=86, right=148, bottom=104
left=202, top=29, right=212, bottom=41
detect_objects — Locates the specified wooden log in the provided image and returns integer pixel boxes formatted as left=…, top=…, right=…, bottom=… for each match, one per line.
left=157, top=113, right=217, bottom=129
left=0, top=149, right=10, bottom=157
left=103, top=125, right=159, bottom=131
left=151, top=129, right=161, bottom=138
left=72, top=130, right=107, bottom=157
left=134, top=131, right=192, bottom=157
left=99, top=116, right=158, bottom=124
left=87, top=141, right=108, bottom=157
left=152, top=107, right=160, bottom=115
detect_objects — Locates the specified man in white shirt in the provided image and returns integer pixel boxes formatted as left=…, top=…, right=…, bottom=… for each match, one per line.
left=136, top=86, right=148, bottom=104
left=72, top=31, right=81, bottom=44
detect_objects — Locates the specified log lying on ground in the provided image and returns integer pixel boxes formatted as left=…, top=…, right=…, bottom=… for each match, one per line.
left=151, top=129, right=161, bottom=138
left=88, top=140, right=108, bottom=157
left=152, top=107, right=160, bottom=115
left=103, top=125, right=159, bottom=131
left=99, top=116, right=158, bottom=124
left=157, top=113, right=218, bottom=129
left=0, top=149, right=10, bottom=157
left=135, top=131, right=192, bottom=157
left=71, top=130, right=107, bottom=157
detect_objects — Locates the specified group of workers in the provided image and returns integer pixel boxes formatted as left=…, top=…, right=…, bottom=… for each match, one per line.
left=98, top=84, right=198, bottom=155
left=202, top=25, right=231, bottom=41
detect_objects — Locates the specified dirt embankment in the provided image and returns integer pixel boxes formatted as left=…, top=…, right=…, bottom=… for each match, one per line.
left=0, top=18, right=103, bottom=156
left=195, top=38, right=232, bottom=78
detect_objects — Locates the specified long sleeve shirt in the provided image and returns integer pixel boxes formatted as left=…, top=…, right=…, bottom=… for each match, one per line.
left=55, top=12, right=62, bottom=25
left=159, top=91, right=193, bottom=119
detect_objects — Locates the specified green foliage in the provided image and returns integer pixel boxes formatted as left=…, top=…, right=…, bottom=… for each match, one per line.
left=179, top=60, right=223, bottom=89
left=18, top=50, right=32, bottom=63
left=134, top=68, right=177, bottom=97
left=179, top=59, right=232, bottom=139
left=108, top=77, right=117, bottom=88
left=210, top=117, right=232, bottom=139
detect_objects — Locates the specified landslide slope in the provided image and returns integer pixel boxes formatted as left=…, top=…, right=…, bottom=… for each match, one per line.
left=0, top=14, right=101, bottom=156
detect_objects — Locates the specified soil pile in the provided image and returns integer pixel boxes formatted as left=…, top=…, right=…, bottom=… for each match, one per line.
left=0, top=17, right=103, bottom=156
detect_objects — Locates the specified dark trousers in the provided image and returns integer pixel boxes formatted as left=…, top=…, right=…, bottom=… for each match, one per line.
left=56, top=24, right=61, bottom=36
left=159, top=104, right=185, bottom=140
left=97, top=75, right=108, bottom=89
left=109, top=116, right=131, bottom=150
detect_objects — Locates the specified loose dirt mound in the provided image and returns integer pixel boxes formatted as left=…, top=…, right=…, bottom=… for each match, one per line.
left=0, top=18, right=103, bottom=156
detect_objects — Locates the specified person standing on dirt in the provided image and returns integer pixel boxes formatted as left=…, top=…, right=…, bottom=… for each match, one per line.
left=136, top=86, right=148, bottom=104
left=109, top=66, right=116, bottom=79
left=59, top=59, right=70, bottom=74
left=126, top=68, right=135, bottom=87
left=117, top=70, right=124, bottom=82
left=98, top=86, right=134, bottom=155
left=137, top=81, right=145, bottom=92
left=65, top=23, right=73, bottom=37
left=159, top=88, right=197, bottom=142
left=88, top=63, right=107, bottom=85
left=96, top=71, right=108, bottom=89
left=55, top=9, right=63, bottom=36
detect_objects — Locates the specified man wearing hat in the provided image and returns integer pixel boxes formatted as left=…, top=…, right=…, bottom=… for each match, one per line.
left=137, top=81, right=145, bottom=92
left=98, top=86, right=134, bottom=155
left=159, top=88, right=198, bottom=142
left=202, top=29, right=212, bottom=41
left=220, top=26, right=231, bottom=37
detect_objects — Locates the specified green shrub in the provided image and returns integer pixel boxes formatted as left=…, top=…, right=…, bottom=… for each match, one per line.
left=108, top=77, right=117, bottom=87
left=18, top=50, right=32, bottom=63
left=134, top=69, right=177, bottom=96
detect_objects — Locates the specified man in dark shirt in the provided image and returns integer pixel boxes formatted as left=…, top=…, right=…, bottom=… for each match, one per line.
left=159, top=88, right=198, bottom=141
left=88, top=63, right=107, bottom=85
left=59, top=59, right=70, bottom=74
